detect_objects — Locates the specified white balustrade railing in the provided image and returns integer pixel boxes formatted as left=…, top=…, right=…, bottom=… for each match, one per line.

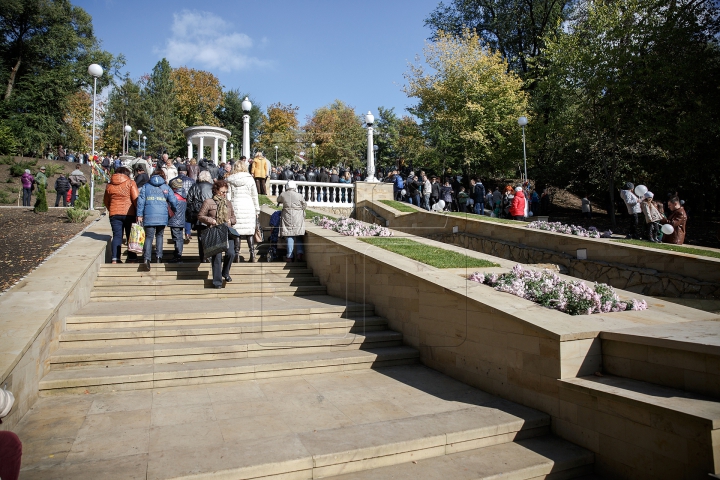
left=268, top=180, right=354, bottom=207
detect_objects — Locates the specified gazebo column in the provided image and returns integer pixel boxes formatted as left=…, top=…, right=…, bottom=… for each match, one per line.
left=198, top=137, right=204, bottom=161
left=221, top=139, right=227, bottom=163
left=213, top=137, right=219, bottom=165
left=187, top=141, right=193, bottom=160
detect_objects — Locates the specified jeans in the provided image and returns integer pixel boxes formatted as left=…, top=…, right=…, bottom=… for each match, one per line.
left=423, top=194, right=431, bottom=211
left=143, top=225, right=165, bottom=261
left=286, top=236, right=304, bottom=258
left=411, top=194, right=420, bottom=206
left=170, top=227, right=184, bottom=259
left=211, top=245, right=235, bottom=287
left=196, top=225, right=207, bottom=260
left=185, top=221, right=192, bottom=236
left=22, top=188, right=32, bottom=206
left=474, top=201, right=484, bottom=215
left=109, top=215, right=137, bottom=261
left=55, top=192, right=67, bottom=207
left=628, top=213, right=641, bottom=239
left=71, top=185, right=79, bottom=205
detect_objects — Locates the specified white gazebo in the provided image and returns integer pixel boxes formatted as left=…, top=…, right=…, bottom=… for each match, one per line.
left=183, top=126, right=232, bottom=165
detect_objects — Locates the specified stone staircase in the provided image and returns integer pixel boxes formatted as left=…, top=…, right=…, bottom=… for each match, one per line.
left=31, top=239, right=596, bottom=479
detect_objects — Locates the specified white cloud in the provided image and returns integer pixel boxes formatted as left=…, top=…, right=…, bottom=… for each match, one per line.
left=158, top=10, right=270, bottom=72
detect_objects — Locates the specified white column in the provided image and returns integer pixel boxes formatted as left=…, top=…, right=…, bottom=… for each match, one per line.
left=366, top=126, right=376, bottom=182
left=242, top=114, right=250, bottom=159
left=187, top=141, right=193, bottom=159
left=221, top=139, right=227, bottom=163
left=213, top=137, right=219, bottom=164
left=198, top=137, right=204, bottom=161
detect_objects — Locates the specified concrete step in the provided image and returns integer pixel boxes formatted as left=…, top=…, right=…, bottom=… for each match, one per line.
left=321, top=435, right=594, bottom=480
left=98, top=262, right=307, bottom=273
left=560, top=374, right=720, bottom=478
left=39, top=346, right=421, bottom=393
left=65, top=303, right=376, bottom=330
left=93, top=271, right=315, bottom=285
left=96, top=267, right=314, bottom=278
left=93, top=275, right=321, bottom=288
left=49, top=330, right=405, bottom=368
left=58, top=316, right=390, bottom=347
left=88, top=284, right=328, bottom=301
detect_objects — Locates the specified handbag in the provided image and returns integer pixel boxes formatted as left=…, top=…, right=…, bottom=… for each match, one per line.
left=227, top=226, right=241, bottom=239
left=254, top=220, right=264, bottom=243
left=128, top=223, right=145, bottom=253
left=201, top=224, right=229, bottom=258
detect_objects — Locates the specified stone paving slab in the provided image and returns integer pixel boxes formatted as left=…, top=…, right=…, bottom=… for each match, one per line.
left=601, top=319, right=720, bottom=355
left=17, top=364, right=551, bottom=479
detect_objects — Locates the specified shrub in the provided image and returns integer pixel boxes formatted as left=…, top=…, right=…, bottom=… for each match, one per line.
left=7, top=186, right=18, bottom=193
left=74, top=184, right=91, bottom=210
left=9, top=159, right=37, bottom=177
left=0, top=191, right=11, bottom=204
left=34, top=184, right=48, bottom=213
left=43, top=164, right=64, bottom=177
left=0, top=156, right=15, bottom=165
left=5, top=178, right=13, bottom=183
left=66, top=207, right=90, bottom=223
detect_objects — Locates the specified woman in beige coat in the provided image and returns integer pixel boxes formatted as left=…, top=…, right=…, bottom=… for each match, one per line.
left=277, top=180, right=306, bottom=262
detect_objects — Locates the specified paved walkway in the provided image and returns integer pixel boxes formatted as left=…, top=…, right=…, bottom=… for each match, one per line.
left=17, top=365, right=530, bottom=479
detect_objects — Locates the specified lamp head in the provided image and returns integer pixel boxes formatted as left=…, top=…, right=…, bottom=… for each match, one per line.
left=241, top=97, right=252, bottom=113
left=230, top=143, right=234, bottom=148
left=137, top=129, right=142, bottom=135
left=365, top=111, right=374, bottom=126
left=88, top=64, right=103, bottom=78
left=143, top=136, right=146, bottom=140
left=274, top=145, right=278, bottom=150
left=311, top=143, right=316, bottom=148
left=373, top=144, right=378, bottom=152
left=518, top=116, right=528, bottom=127
left=124, top=125, right=132, bottom=133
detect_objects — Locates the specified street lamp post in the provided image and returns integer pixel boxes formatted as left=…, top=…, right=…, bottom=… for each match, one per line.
left=274, top=145, right=278, bottom=167
left=241, top=97, right=252, bottom=159
left=124, top=125, right=132, bottom=155
left=311, top=143, right=316, bottom=164
left=137, top=130, right=142, bottom=155
left=143, top=136, right=147, bottom=156
left=88, top=63, right=103, bottom=211
left=364, top=112, right=377, bottom=182
left=230, top=143, right=234, bottom=159
left=518, top=116, right=528, bottom=184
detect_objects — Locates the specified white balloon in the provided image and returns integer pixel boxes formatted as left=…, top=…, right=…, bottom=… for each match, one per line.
left=661, top=224, right=674, bottom=235
left=437, top=200, right=445, bottom=209
left=634, top=185, right=648, bottom=197
left=401, top=189, right=407, bottom=196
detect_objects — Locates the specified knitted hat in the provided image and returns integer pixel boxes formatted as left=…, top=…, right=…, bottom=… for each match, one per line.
left=515, top=186, right=522, bottom=192
left=0, top=386, right=15, bottom=419
left=625, top=182, right=634, bottom=190
left=644, top=191, right=654, bottom=199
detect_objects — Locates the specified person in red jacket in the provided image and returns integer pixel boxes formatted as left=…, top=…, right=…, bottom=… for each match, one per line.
left=509, top=186, right=526, bottom=220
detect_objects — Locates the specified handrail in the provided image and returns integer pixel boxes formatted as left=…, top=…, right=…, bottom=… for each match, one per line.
left=268, top=180, right=354, bottom=207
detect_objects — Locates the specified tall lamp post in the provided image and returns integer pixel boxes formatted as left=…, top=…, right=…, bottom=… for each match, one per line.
left=518, top=116, right=528, bottom=184
left=310, top=143, right=316, bottom=164
left=274, top=145, right=278, bottom=167
left=373, top=145, right=378, bottom=177
left=124, top=125, right=132, bottom=155
left=241, top=97, right=252, bottom=159
left=143, top=136, right=147, bottom=156
left=88, top=63, right=103, bottom=211
left=137, top=130, right=142, bottom=155
left=230, top=143, right=234, bottom=159
left=364, top=111, right=378, bottom=182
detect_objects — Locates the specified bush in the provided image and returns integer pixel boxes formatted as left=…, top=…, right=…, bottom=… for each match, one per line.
left=66, top=207, right=90, bottom=223
left=9, top=159, right=37, bottom=177
left=5, top=178, right=13, bottom=183
left=43, top=164, right=64, bottom=177
left=0, top=156, right=15, bottom=165
left=7, top=186, right=18, bottom=193
left=74, top=184, right=90, bottom=210
left=0, top=191, right=11, bottom=204
left=34, top=184, right=48, bottom=213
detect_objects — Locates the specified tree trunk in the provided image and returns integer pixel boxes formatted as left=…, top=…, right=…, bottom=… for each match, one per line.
left=5, top=56, right=22, bottom=101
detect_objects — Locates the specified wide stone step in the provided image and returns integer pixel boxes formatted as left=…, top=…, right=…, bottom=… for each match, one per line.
left=321, top=436, right=594, bottom=480
left=93, top=275, right=320, bottom=288
left=96, top=267, right=313, bottom=279
left=58, top=316, right=389, bottom=347
left=98, top=262, right=308, bottom=273
left=88, top=284, right=328, bottom=301
left=39, top=346, right=420, bottom=392
left=49, top=330, right=405, bottom=368
left=65, top=303, right=375, bottom=330
left=93, top=271, right=315, bottom=285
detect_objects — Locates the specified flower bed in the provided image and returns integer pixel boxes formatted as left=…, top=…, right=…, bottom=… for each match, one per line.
left=526, top=220, right=604, bottom=238
left=469, top=264, right=647, bottom=315
left=313, top=216, right=393, bottom=237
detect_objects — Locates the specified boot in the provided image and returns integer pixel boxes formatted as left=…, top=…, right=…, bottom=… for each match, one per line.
left=247, top=236, right=257, bottom=263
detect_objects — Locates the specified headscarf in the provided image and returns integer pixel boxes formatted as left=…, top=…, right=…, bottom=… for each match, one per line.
left=213, top=194, right=228, bottom=225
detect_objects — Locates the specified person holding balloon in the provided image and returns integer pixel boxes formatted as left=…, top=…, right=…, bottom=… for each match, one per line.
left=620, top=182, right=643, bottom=239
left=661, top=196, right=687, bottom=245
left=640, top=191, right=663, bottom=243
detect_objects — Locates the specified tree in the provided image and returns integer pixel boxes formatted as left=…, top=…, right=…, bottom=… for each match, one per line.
left=303, top=100, right=366, bottom=168
left=214, top=90, right=262, bottom=158
left=102, top=75, right=145, bottom=155
left=539, top=0, right=720, bottom=222
left=64, top=90, right=92, bottom=152
left=143, top=59, right=181, bottom=156
left=0, top=0, right=120, bottom=155
left=172, top=67, right=223, bottom=128
left=373, top=107, right=400, bottom=169
left=257, top=102, right=300, bottom=165
left=404, top=30, right=529, bottom=178
left=424, top=0, right=569, bottom=74
left=373, top=107, right=430, bottom=171
left=34, top=183, right=48, bottom=212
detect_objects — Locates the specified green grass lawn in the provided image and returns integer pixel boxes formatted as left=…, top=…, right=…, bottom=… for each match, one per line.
left=379, top=200, right=418, bottom=213
left=613, top=239, right=720, bottom=259
left=359, top=237, right=500, bottom=269
left=444, top=212, right=525, bottom=224
left=258, top=194, right=280, bottom=209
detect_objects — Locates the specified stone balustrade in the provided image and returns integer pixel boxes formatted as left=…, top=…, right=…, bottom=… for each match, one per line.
left=268, top=180, right=354, bottom=207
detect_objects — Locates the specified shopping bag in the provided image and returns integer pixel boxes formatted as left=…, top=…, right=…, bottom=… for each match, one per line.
left=128, top=223, right=145, bottom=253
left=253, top=221, right=264, bottom=243
left=201, top=224, right=229, bottom=258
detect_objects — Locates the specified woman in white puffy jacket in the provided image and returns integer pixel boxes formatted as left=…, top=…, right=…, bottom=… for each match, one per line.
left=227, top=161, right=260, bottom=262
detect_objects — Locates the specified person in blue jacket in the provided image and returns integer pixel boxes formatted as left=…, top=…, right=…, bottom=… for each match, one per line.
left=136, top=170, right=178, bottom=271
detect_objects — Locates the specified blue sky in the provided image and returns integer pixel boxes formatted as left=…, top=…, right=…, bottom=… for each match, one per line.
left=76, top=0, right=441, bottom=122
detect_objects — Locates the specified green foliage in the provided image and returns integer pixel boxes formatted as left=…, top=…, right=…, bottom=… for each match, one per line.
left=214, top=90, right=263, bottom=159
left=0, top=191, right=11, bottom=203
left=66, top=206, right=89, bottom=223
left=0, top=123, right=18, bottom=155
left=74, top=183, right=90, bottom=210
left=0, top=156, right=15, bottom=165
left=379, top=200, right=419, bottom=213
left=43, top=164, right=64, bottom=177
left=613, top=240, right=720, bottom=259
left=304, top=100, right=365, bottom=168
left=256, top=102, right=300, bottom=164
left=373, top=108, right=430, bottom=171
left=9, top=159, right=37, bottom=176
left=7, top=186, right=18, bottom=193
left=360, top=237, right=500, bottom=268
left=258, top=195, right=280, bottom=209
left=34, top=183, right=48, bottom=212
